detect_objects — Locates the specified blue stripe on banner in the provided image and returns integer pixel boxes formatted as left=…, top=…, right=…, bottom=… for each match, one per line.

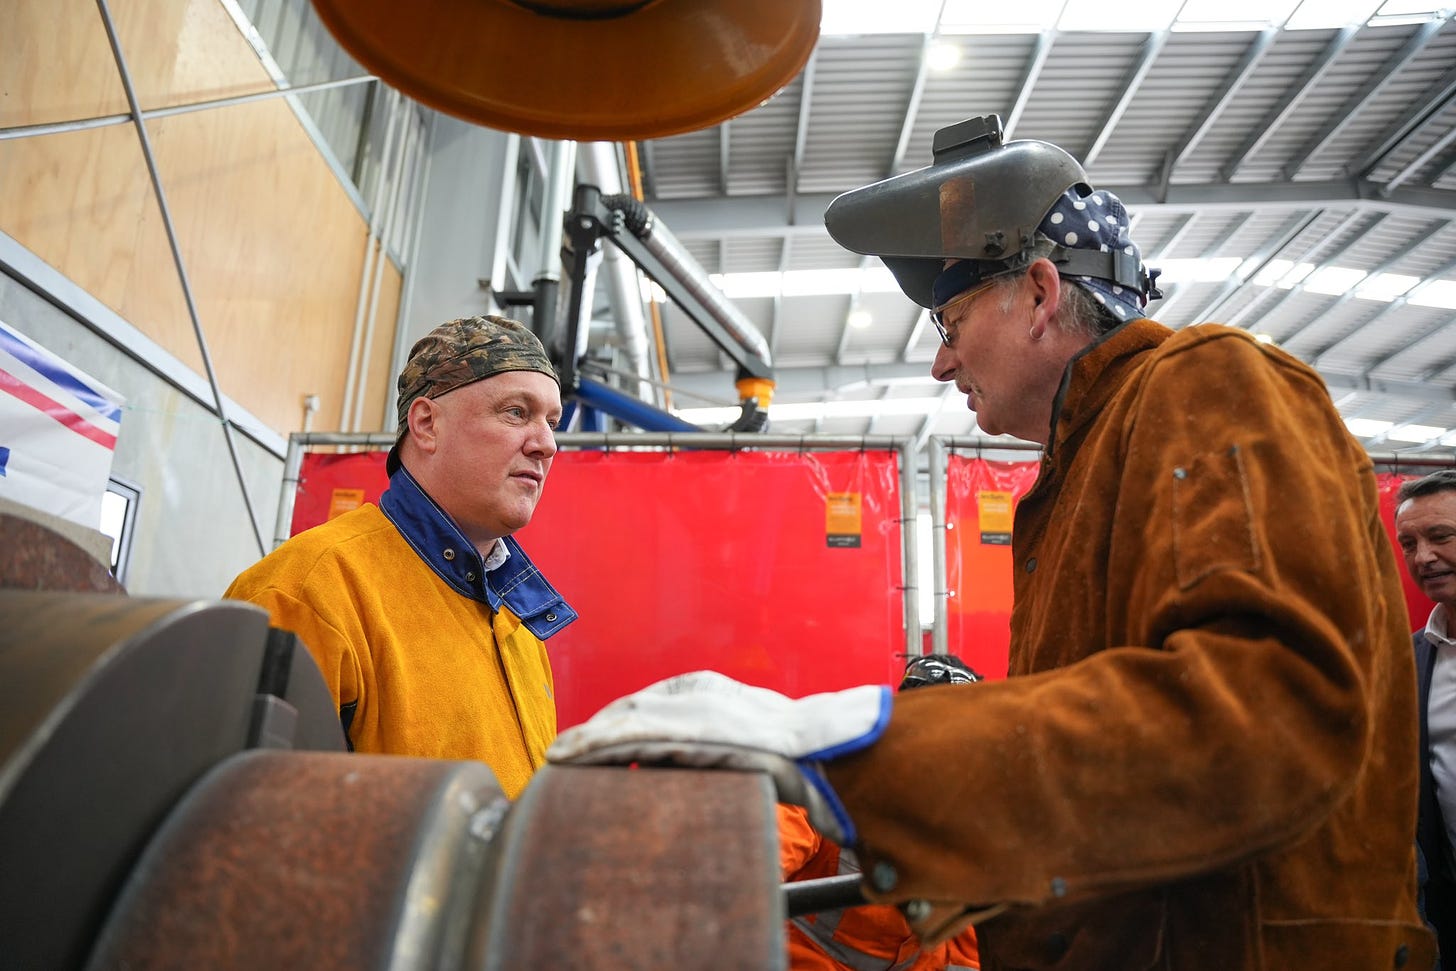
left=0, top=446, right=8, bottom=477
left=0, top=325, right=122, bottom=424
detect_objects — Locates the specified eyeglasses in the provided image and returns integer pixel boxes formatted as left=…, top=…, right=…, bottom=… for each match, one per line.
left=929, top=276, right=1006, bottom=346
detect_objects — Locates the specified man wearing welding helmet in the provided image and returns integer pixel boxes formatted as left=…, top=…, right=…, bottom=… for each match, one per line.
left=550, top=116, right=1432, bottom=970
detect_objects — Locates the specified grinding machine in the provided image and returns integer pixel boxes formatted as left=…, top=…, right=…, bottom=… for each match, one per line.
left=0, top=514, right=870, bottom=970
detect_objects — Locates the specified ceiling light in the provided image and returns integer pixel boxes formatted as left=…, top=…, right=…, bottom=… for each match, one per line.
left=1388, top=424, right=1448, bottom=443
left=926, top=42, right=961, bottom=71
left=847, top=308, right=874, bottom=329
left=1345, top=418, right=1394, bottom=437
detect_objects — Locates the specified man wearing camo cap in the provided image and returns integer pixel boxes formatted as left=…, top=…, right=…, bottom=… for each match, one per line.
left=228, top=315, right=575, bottom=799
left=546, top=116, right=1433, bottom=969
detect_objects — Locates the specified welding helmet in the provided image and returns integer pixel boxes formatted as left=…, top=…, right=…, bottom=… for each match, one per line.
left=900, top=654, right=983, bottom=691
left=824, top=114, right=1158, bottom=314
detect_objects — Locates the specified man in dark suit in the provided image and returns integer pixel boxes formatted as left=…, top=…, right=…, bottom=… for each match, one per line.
left=1396, top=470, right=1456, bottom=965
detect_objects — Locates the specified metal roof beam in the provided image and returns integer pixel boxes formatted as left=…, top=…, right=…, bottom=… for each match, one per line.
left=1280, top=218, right=1452, bottom=349
left=1351, top=60, right=1456, bottom=179
left=833, top=255, right=875, bottom=364
left=1145, top=212, right=1249, bottom=322
left=1225, top=211, right=1383, bottom=329
left=1083, top=29, right=1170, bottom=168
left=1383, top=123, right=1456, bottom=194
left=663, top=359, right=1456, bottom=408
left=889, top=33, right=936, bottom=177
left=1282, top=17, right=1448, bottom=181
left=1313, top=250, right=1456, bottom=367
left=1186, top=209, right=1323, bottom=324
left=647, top=181, right=1456, bottom=238
left=1159, top=27, right=1278, bottom=190
left=1004, top=30, right=1057, bottom=140
left=792, top=51, right=817, bottom=182
left=1219, top=25, right=1360, bottom=183
left=719, top=122, right=731, bottom=195
left=901, top=309, right=932, bottom=361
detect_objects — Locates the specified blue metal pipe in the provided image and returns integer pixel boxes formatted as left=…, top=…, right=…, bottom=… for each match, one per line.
left=573, top=377, right=701, bottom=432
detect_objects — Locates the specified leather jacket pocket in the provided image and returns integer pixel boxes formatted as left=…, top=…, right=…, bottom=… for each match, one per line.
left=979, top=889, right=1168, bottom=971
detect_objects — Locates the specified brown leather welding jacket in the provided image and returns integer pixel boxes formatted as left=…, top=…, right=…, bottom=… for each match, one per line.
left=827, top=318, right=1434, bottom=970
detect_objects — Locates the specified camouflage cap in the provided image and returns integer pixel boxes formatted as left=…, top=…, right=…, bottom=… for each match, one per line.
left=387, top=315, right=558, bottom=475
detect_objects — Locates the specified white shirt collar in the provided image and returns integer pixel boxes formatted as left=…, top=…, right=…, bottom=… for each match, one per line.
left=1427, top=603, right=1456, bottom=648
left=483, top=539, right=511, bottom=573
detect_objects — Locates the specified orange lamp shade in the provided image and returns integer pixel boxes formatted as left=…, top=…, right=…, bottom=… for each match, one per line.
left=309, top=0, right=823, bottom=140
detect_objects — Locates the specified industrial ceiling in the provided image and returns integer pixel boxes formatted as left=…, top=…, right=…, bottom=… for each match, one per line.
left=636, top=2, right=1456, bottom=453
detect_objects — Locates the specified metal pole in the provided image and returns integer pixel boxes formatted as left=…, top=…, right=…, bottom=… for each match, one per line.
left=341, top=87, right=402, bottom=433
left=929, top=436, right=950, bottom=655
left=382, top=111, right=437, bottom=431
left=0, top=75, right=375, bottom=141
left=350, top=97, right=415, bottom=432
left=899, top=437, right=921, bottom=659
left=272, top=434, right=307, bottom=549
left=96, top=0, right=267, bottom=557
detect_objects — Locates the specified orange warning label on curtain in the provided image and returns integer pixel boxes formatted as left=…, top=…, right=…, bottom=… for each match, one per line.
left=327, top=488, right=366, bottom=521
left=977, top=490, right=1013, bottom=545
left=826, top=492, right=862, bottom=548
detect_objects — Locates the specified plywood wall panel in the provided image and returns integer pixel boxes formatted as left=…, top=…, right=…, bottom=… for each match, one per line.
left=0, top=126, right=201, bottom=372
left=0, top=0, right=403, bottom=438
left=109, top=0, right=279, bottom=111
left=141, top=100, right=397, bottom=434
left=2, top=0, right=130, bottom=125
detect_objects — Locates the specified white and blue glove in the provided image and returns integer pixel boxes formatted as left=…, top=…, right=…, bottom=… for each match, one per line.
left=547, top=671, right=892, bottom=845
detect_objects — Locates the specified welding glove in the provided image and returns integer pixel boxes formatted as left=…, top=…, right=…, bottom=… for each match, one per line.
left=547, top=670, right=892, bottom=846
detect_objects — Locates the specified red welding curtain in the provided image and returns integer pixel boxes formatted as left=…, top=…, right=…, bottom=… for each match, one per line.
left=1379, top=472, right=1437, bottom=632
left=939, top=462, right=1435, bottom=679
left=289, top=448, right=907, bottom=728
left=943, top=456, right=1041, bottom=680
left=518, top=450, right=906, bottom=727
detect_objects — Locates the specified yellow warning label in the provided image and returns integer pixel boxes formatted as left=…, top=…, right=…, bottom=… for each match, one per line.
left=826, top=492, right=863, bottom=548
left=977, top=490, right=1013, bottom=545
left=327, top=488, right=366, bottom=521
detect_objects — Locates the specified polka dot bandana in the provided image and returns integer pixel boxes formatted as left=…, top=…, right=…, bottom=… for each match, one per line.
left=1037, top=187, right=1152, bottom=323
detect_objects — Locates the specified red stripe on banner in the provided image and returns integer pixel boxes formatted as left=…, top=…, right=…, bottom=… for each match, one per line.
left=0, top=369, right=118, bottom=450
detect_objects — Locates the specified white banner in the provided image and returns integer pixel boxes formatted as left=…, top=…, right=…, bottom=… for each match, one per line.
left=0, top=319, right=125, bottom=530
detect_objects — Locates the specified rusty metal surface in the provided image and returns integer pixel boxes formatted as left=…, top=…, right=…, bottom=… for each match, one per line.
left=0, top=594, right=273, bottom=971
left=0, top=513, right=123, bottom=593
left=87, top=750, right=506, bottom=971
left=469, top=764, right=786, bottom=971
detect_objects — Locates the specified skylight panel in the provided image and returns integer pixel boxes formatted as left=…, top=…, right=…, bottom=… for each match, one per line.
left=1171, top=0, right=1301, bottom=30
left=1155, top=257, right=1245, bottom=283
left=674, top=398, right=948, bottom=425
left=708, top=271, right=781, bottom=299
left=1371, top=0, right=1452, bottom=25
left=820, top=0, right=942, bottom=35
left=1387, top=424, right=1448, bottom=443
left=1346, top=418, right=1394, bottom=437
left=1355, top=272, right=1419, bottom=302
left=1285, top=0, right=1381, bottom=28
left=1252, top=259, right=1297, bottom=286
left=1058, top=0, right=1183, bottom=30
left=1302, top=266, right=1368, bottom=296
left=1408, top=280, right=1456, bottom=310
left=939, top=0, right=1067, bottom=34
